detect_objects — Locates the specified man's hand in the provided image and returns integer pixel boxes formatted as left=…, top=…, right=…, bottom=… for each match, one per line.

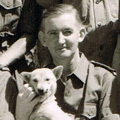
left=15, top=70, right=40, bottom=120
left=16, top=84, right=40, bottom=120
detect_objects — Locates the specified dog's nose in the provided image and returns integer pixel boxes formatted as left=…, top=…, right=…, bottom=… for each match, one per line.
left=38, top=89, right=44, bottom=95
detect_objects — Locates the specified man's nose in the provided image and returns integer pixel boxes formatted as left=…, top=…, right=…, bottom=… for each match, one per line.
left=58, top=32, right=65, bottom=44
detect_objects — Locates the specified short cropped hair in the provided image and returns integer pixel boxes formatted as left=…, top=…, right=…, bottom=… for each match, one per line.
left=40, top=4, right=83, bottom=31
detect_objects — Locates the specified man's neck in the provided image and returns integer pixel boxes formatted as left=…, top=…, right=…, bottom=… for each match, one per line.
left=53, top=49, right=80, bottom=77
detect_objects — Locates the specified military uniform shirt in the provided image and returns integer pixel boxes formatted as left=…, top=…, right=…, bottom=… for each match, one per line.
left=55, top=53, right=120, bottom=120
left=0, top=0, right=37, bottom=37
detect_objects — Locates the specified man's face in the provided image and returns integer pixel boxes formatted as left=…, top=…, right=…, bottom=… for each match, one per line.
left=43, top=13, right=81, bottom=59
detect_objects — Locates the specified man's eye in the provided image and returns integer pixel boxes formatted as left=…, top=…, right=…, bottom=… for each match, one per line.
left=63, top=31, right=72, bottom=36
left=33, top=79, right=37, bottom=82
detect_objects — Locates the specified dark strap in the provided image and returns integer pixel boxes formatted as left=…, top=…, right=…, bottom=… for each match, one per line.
left=91, top=61, right=117, bottom=76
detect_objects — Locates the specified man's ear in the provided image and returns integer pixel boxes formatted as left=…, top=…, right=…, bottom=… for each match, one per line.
left=78, top=27, right=87, bottom=43
left=38, top=31, right=47, bottom=47
left=52, top=65, right=63, bottom=80
left=21, top=72, right=31, bottom=83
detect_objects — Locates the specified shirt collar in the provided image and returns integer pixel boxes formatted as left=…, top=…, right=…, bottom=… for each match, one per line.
left=48, top=53, right=90, bottom=84
left=72, top=53, right=89, bottom=84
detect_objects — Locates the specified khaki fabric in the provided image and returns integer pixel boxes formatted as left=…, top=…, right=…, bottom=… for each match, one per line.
left=55, top=54, right=120, bottom=120
left=0, top=70, right=18, bottom=119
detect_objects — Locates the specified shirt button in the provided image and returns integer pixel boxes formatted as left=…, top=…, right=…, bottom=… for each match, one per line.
left=65, top=90, right=71, bottom=96
left=4, top=26, right=9, bottom=31
left=113, top=71, right=117, bottom=76
left=6, top=1, right=11, bottom=7
left=12, top=26, right=16, bottom=31
left=0, top=33, right=4, bottom=37
left=97, top=22, right=102, bottom=27
left=1, top=41, right=7, bottom=48
left=89, top=110, right=94, bottom=116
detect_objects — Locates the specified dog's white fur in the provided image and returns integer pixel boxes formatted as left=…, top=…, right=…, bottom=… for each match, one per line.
left=21, top=66, right=72, bottom=120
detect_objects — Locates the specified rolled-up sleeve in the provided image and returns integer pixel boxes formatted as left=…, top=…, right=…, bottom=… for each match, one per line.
left=99, top=72, right=120, bottom=120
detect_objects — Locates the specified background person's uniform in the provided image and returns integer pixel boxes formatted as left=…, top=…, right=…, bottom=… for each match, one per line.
left=0, top=0, right=38, bottom=119
left=79, top=19, right=120, bottom=67
left=76, top=0, right=120, bottom=78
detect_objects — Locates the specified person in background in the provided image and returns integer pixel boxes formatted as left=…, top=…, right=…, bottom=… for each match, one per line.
left=16, top=4, right=120, bottom=120
left=77, top=0, right=120, bottom=77
left=0, top=0, right=39, bottom=119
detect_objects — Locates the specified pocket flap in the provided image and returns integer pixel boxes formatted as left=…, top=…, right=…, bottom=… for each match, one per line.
left=81, top=104, right=97, bottom=119
left=0, top=0, right=22, bottom=9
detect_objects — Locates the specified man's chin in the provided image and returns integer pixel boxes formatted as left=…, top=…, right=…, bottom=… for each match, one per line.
left=51, top=50, right=72, bottom=58
left=58, top=52, right=72, bottom=58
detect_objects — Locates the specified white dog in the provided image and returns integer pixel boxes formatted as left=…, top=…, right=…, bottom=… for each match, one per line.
left=21, top=66, right=72, bottom=120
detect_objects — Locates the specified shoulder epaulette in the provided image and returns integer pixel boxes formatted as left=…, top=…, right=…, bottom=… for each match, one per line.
left=90, top=61, right=117, bottom=76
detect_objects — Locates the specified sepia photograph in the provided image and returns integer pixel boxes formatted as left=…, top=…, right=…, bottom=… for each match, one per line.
left=0, top=0, right=120, bottom=120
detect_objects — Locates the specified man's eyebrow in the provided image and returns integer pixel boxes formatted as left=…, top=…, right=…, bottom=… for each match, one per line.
left=63, top=28, right=73, bottom=31
left=47, top=30, right=57, bottom=34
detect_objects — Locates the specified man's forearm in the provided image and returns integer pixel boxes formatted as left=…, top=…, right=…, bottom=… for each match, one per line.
left=0, top=34, right=34, bottom=67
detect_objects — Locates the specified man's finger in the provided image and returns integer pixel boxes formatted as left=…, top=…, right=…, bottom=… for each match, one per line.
left=27, top=91, right=37, bottom=101
left=31, top=96, right=40, bottom=106
left=24, top=84, right=33, bottom=91
left=24, top=83, right=29, bottom=88
left=21, top=85, right=35, bottom=99
left=15, top=70, right=24, bottom=92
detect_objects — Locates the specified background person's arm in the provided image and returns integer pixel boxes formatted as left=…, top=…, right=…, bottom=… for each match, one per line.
left=0, top=0, right=39, bottom=68
left=0, top=34, right=35, bottom=67
left=99, top=73, right=120, bottom=120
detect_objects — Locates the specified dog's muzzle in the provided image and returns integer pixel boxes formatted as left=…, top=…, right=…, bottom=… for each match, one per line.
left=37, top=88, right=48, bottom=95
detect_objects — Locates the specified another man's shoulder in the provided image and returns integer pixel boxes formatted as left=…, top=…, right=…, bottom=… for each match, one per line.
left=90, top=61, right=117, bottom=77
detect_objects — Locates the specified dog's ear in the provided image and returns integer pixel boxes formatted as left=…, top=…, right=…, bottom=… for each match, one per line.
left=21, top=72, right=31, bottom=83
left=52, top=65, right=63, bottom=80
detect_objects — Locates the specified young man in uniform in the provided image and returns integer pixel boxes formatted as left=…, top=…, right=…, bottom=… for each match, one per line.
left=16, top=4, right=120, bottom=120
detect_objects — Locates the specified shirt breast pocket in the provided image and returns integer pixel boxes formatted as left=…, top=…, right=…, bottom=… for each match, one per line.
left=0, top=0, right=23, bottom=35
left=81, top=104, right=97, bottom=119
left=0, top=0, right=22, bottom=10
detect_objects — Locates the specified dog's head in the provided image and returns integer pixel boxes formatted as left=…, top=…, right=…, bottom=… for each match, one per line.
left=21, top=66, right=63, bottom=98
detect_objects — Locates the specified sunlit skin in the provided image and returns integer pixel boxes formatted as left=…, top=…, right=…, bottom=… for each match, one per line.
left=39, top=13, right=85, bottom=75
left=43, top=13, right=81, bottom=60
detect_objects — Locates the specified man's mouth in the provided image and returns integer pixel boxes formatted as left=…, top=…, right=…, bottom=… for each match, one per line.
left=57, top=46, right=67, bottom=51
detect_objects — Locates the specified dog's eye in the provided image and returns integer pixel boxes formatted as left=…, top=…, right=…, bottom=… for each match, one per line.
left=33, top=79, right=37, bottom=82
left=46, top=78, right=50, bottom=81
